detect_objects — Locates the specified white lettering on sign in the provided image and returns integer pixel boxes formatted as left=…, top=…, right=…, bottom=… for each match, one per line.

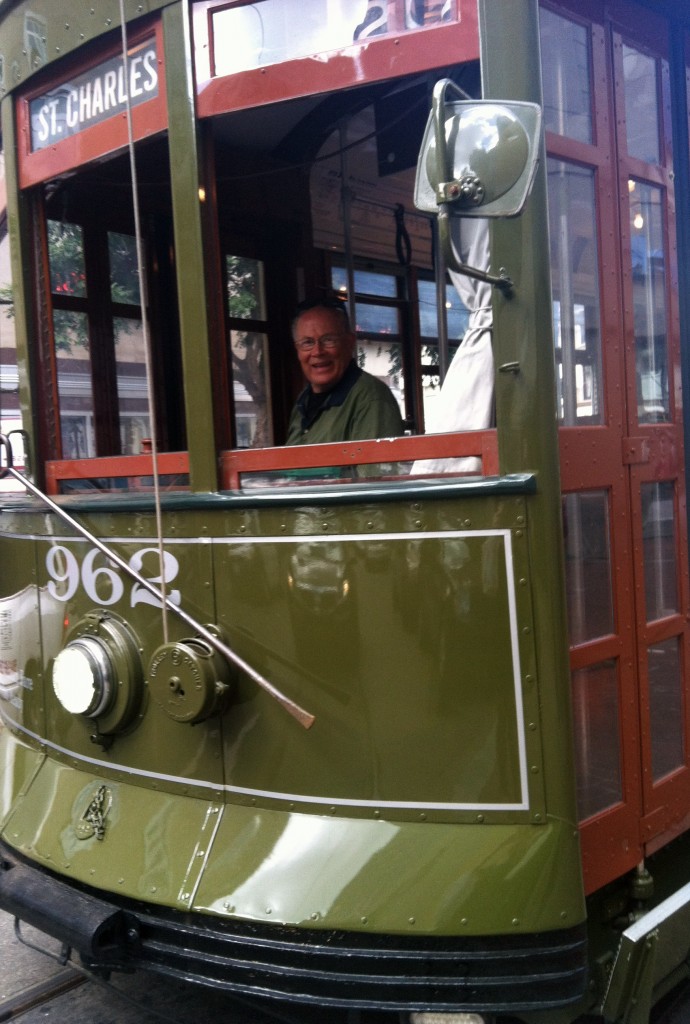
left=30, top=39, right=158, bottom=152
left=45, top=545, right=181, bottom=609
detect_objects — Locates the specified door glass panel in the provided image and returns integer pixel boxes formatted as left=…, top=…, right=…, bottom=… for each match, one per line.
left=540, top=8, right=592, bottom=143
left=231, top=330, right=272, bottom=448
left=548, top=161, right=603, bottom=424
left=54, top=309, right=95, bottom=458
left=49, top=221, right=94, bottom=459
left=648, top=637, right=684, bottom=781
left=354, top=302, right=398, bottom=335
left=332, top=266, right=398, bottom=299
left=418, top=278, right=470, bottom=340
left=417, top=278, right=467, bottom=426
left=226, top=256, right=272, bottom=448
left=114, top=316, right=150, bottom=455
left=227, top=255, right=266, bottom=320
left=629, top=181, right=669, bottom=424
left=622, top=44, right=660, bottom=164
left=571, top=659, right=622, bottom=819
left=642, top=480, right=678, bottom=620
left=108, top=231, right=140, bottom=304
left=563, top=491, right=614, bottom=646
left=48, top=220, right=86, bottom=297
left=355, top=303, right=404, bottom=417
left=110, top=233, right=149, bottom=456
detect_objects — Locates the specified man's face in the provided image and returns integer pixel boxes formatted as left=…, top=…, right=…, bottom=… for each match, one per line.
left=293, top=307, right=356, bottom=394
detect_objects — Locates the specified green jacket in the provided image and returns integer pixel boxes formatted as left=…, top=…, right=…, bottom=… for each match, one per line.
left=284, top=362, right=403, bottom=477
left=286, top=362, right=404, bottom=446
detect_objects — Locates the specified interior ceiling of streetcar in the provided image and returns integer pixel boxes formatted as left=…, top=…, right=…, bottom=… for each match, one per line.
left=211, top=62, right=479, bottom=266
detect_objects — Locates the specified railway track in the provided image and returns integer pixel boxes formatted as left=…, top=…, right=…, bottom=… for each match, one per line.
left=0, top=970, right=86, bottom=1023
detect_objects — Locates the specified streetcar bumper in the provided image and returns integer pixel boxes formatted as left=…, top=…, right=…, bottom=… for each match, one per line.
left=0, top=840, right=587, bottom=1013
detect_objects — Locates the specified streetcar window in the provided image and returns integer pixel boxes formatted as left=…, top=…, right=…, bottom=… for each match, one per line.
left=212, top=58, right=495, bottom=485
left=48, top=220, right=96, bottom=459
left=48, top=221, right=152, bottom=458
left=540, top=7, right=592, bottom=145
left=39, top=139, right=188, bottom=490
left=209, top=0, right=458, bottom=78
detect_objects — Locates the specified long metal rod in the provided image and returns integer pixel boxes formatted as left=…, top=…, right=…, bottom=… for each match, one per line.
left=434, top=219, right=450, bottom=384
left=118, top=1, right=169, bottom=644
left=339, top=121, right=357, bottom=325
left=1, top=460, right=314, bottom=729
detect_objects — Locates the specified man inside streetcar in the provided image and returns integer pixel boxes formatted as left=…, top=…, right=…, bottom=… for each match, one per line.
left=286, top=297, right=404, bottom=445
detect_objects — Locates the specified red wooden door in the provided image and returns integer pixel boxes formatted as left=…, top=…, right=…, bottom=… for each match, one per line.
left=542, top=0, right=689, bottom=893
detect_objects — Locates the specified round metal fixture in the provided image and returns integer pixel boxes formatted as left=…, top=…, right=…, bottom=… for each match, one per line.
left=53, top=637, right=114, bottom=717
left=148, top=631, right=233, bottom=724
left=52, top=611, right=144, bottom=735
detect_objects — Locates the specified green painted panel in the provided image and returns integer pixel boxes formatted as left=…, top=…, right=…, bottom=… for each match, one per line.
left=0, top=727, right=43, bottom=829
left=0, top=494, right=548, bottom=822
left=0, top=0, right=175, bottom=98
left=2, top=757, right=221, bottom=907
left=213, top=495, right=544, bottom=819
left=194, top=803, right=584, bottom=935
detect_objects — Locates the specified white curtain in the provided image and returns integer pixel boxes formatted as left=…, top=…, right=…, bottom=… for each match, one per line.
left=412, top=218, right=493, bottom=475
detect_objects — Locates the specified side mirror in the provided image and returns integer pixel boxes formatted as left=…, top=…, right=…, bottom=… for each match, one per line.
left=414, top=79, right=542, bottom=290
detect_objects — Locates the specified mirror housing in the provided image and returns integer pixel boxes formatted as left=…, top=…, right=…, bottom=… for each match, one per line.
left=415, top=82, right=542, bottom=218
left=414, top=80, right=542, bottom=290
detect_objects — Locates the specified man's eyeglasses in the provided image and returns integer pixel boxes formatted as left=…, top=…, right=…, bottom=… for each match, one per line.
left=295, top=333, right=346, bottom=353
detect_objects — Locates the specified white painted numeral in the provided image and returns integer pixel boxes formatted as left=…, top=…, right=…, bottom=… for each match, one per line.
left=45, top=545, right=181, bottom=608
left=81, top=548, right=125, bottom=605
left=130, top=548, right=181, bottom=609
left=46, top=545, right=80, bottom=602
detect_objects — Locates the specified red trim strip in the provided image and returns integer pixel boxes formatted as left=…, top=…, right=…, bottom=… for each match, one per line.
left=44, top=430, right=498, bottom=493
left=196, top=16, right=479, bottom=120
left=221, top=430, right=499, bottom=489
left=45, top=451, right=190, bottom=494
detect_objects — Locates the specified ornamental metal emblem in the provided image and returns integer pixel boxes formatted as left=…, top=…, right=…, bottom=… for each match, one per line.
left=75, top=784, right=112, bottom=841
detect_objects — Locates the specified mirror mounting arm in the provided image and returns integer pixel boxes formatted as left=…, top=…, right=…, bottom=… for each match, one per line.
left=438, top=208, right=514, bottom=295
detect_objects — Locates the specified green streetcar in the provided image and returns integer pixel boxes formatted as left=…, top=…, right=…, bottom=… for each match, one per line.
left=1, top=1, right=690, bottom=1021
